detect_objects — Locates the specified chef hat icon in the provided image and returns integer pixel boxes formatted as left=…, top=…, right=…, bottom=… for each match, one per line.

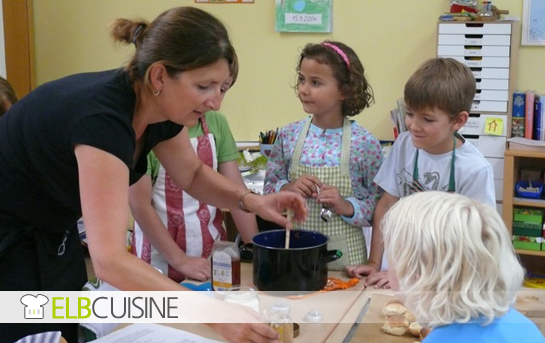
left=21, top=294, right=49, bottom=319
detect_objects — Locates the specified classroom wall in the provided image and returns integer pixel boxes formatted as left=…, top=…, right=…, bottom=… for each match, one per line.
left=32, top=0, right=545, bottom=141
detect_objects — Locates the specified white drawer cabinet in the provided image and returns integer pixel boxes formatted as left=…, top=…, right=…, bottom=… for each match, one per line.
left=475, top=78, right=509, bottom=90
left=438, top=34, right=511, bottom=46
left=463, top=135, right=507, bottom=158
left=439, top=21, right=520, bottom=214
left=471, top=67, right=510, bottom=79
left=474, top=89, right=509, bottom=101
left=437, top=21, right=518, bottom=117
left=472, top=100, right=508, bottom=112
left=443, top=55, right=510, bottom=68
left=487, top=157, right=505, bottom=180
left=438, top=22, right=512, bottom=34
left=495, top=179, right=504, bottom=200
left=437, top=45, right=510, bottom=57
left=460, top=114, right=508, bottom=136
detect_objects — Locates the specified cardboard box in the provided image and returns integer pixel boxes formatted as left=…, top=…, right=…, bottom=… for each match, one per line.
left=513, top=208, right=543, bottom=224
left=513, top=240, right=542, bottom=251
left=512, top=235, right=543, bottom=251
left=513, top=222, right=543, bottom=237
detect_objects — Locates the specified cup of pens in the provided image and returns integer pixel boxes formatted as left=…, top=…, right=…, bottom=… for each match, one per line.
left=259, top=129, right=278, bottom=157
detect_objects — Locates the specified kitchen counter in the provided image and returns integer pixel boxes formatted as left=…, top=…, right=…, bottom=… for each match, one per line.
left=169, top=262, right=368, bottom=342
left=115, top=262, right=545, bottom=342
left=171, top=263, right=545, bottom=342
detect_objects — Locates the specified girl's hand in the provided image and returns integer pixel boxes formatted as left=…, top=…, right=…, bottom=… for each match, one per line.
left=177, top=256, right=211, bottom=282
left=316, top=184, right=354, bottom=217
left=281, top=175, right=321, bottom=198
left=345, top=263, right=379, bottom=279
left=364, top=271, right=391, bottom=289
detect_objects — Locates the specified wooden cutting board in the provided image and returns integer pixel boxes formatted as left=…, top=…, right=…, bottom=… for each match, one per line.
left=352, top=292, right=422, bottom=342
left=515, top=287, right=545, bottom=335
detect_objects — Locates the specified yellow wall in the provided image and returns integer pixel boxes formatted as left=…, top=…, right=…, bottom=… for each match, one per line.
left=32, top=0, right=545, bottom=140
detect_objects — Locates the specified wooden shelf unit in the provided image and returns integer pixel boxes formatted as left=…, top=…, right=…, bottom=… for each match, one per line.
left=503, top=149, right=545, bottom=258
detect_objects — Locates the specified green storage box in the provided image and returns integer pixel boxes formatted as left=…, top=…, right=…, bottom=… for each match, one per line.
left=513, top=222, right=543, bottom=237
left=512, top=235, right=543, bottom=251
left=513, top=208, right=543, bottom=224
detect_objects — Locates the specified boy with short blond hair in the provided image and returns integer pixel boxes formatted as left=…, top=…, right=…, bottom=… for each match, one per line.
left=346, top=58, right=495, bottom=287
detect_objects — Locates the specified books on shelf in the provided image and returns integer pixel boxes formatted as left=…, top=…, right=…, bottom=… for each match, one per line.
left=512, top=91, right=525, bottom=137
left=535, top=95, right=545, bottom=141
left=525, top=91, right=536, bottom=139
left=513, top=91, right=526, bottom=118
left=511, top=90, right=545, bottom=142
left=389, top=98, right=407, bottom=139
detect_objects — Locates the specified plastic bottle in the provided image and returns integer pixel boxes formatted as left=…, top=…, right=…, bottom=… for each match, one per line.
left=211, top=240, right=241, bottom=292
left=224, top=286, right=260, bottom=312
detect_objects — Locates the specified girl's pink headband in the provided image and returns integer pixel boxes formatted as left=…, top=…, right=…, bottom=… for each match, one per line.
left=321, top=42, right=350, bottom=68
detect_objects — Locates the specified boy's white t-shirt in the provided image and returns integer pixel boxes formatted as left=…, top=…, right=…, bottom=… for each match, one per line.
left=371, top=132, right=496, bottom=271
left=375, top=131, right=496, bottom=208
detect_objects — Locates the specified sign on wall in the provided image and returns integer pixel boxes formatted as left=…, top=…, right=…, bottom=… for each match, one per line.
left=275, top=0, right=332, bottom=33
left=522, top=0, right=545, bottom=45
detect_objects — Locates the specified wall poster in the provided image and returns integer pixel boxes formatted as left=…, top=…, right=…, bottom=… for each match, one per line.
left=522, top=0, right=545, bottom=45
left=275, top=0, right=332, bottom=33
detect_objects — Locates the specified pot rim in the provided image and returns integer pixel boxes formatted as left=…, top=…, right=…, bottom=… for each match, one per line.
left=252, top=229, right=329, bottom=251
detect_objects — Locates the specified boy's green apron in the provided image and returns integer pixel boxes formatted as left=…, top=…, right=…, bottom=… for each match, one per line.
left=289, top=116, right=366, bottom=270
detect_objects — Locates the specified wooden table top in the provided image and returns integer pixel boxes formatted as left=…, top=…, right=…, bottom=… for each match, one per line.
left=122, top=262, right=545, bottom=342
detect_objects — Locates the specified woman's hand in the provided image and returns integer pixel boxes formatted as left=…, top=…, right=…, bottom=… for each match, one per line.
left=209, top=323, right=279, bottom=343
left=245, top=192, right=308, bottom=229
left=316, top=184, right=353, bottom=217
left=177, top=256, right=211, bottom=281
left=281, top=175, right=321, bottom=198
left=206, top=301, right=279, bottom=343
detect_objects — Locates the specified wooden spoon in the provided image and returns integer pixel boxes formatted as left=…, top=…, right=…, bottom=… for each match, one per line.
left=285, top=209, right=294, bottom=249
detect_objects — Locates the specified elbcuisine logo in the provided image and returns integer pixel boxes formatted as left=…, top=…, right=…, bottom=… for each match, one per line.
left=3, top=291, right=223, bottom=323
left=36, top=294, right=178, bottom=319
left=21, top=294, right=49, bottom=319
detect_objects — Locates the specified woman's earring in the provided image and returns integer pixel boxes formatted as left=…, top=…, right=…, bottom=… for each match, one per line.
left=153, top=89, right=161, bottom=96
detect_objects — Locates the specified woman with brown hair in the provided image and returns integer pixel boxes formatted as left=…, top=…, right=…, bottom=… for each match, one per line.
left=0, top=7, right=305, bottom=343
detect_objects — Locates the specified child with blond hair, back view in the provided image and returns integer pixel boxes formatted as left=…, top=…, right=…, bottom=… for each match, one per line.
left=382, top=191, right=544, bottom=343
left=346, top=57, right=495, bottom=286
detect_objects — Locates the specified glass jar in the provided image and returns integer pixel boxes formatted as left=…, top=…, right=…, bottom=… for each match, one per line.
left=211, top=240, right=240, bottom=292
left=224, top=286, right=260, bottom=313
left=262, top=308, right=294, bottom=343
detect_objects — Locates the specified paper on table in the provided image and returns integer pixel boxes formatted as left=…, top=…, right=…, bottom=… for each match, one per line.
left=91, top=323, right=223, bottom=343
left=508, top=137, right=545, bottom=147
left=507, top=137, right=545, bottom=151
